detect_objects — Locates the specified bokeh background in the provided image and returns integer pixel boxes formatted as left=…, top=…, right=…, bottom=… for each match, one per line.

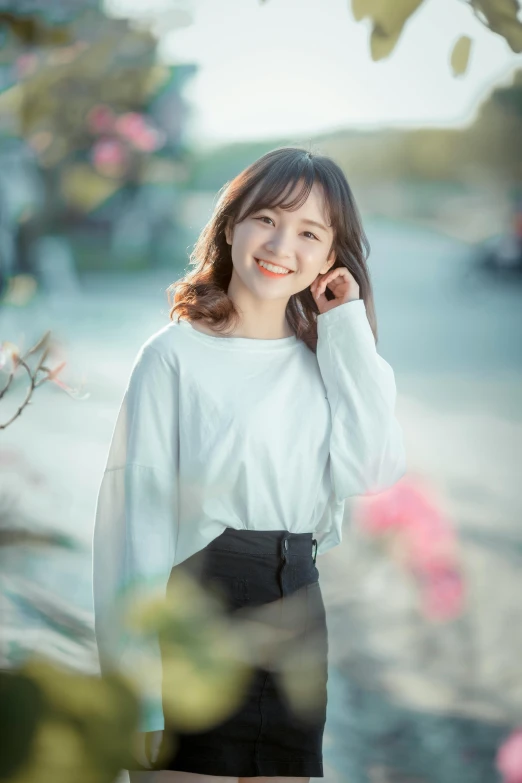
left=1, top=1, right=521, bottom=782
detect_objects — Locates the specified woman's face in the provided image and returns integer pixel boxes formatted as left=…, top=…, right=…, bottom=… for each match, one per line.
left=224, top=180, right=336, bottom=302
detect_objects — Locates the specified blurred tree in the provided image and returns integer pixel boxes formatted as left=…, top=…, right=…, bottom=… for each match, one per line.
left=0, top=0, right=101, bottom=49
left=12, top=12, right=161, bottom=174
left=0, top=0, right=101, bottom=22
left=0, top=6, right=179, bottom=257
left=0, top=4, right=196, bottom=272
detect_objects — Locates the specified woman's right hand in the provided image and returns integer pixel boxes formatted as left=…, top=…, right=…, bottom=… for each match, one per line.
left=133, top=730, right=163, bottom=769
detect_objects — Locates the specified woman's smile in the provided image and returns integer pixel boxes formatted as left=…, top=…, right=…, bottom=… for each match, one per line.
left=255, top=257, right=295, bottom=278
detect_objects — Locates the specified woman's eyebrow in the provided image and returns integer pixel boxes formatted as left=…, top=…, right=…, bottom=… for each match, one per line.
left=300, top=218, right=329, bottom=233
left=261, top=207, right=329, bottom=233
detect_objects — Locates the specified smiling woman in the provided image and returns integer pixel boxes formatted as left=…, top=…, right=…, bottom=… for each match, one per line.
left=92, top=145, right=406, bottom=783
left=168, top=145, right=377, bottom=350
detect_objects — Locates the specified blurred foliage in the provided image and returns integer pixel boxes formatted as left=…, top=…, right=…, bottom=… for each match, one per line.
left=0, top=441, right=140, bottom=783
left=0, top=660, right=139, bottom=783
left=0, top=14, right=71, bottom=47
left=153, top=581, right=254, bottom=732
left=260, top=0, right=522, bottom=68
left=0, top=10, right=162, bottom=179
left=451, top=34, right=473, bottom=76
left=0, top=3, right=192, bottom=252
left=0, top=1, right=101, bottom=25
left=120, top=567, right=254, bottom=736
left=0, top=667, right=43, bottom=781
left=352, top=0, right=425, bottom=60
left=350, top=0, right=522, bottom=70
left=472, top=0, right=522, bottom=52
left=0, top=563, right=329, bottom=779
left=0, top=1, right=101, bottom=51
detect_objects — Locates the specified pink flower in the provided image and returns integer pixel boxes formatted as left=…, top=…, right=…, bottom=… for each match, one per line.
left=497, top=729, right=522, bottom=783
left=357, top=476, right=450, bottom=543
left=92, top=138, right=128, bottom=177
left=355, top=475, right=464, bottom=621
left=115, top=112, right=165, bottom=152
left=400, top=510, right=457, bottom=573
left=87, top=105, right=116, bottom=135
left=115, top=112, right=146, bottom=141
left=131, top=126, right=165, bottom=152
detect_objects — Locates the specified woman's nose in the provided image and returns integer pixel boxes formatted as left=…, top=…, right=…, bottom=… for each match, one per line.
left=265, top=234, right=294, bottom=261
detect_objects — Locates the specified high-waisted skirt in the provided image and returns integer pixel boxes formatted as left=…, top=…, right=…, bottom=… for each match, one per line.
left=150, top=527, right=329, bottom=778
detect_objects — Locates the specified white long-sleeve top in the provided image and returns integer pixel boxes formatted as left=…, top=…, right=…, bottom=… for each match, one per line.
left=92, top=299, right=406, bottom=732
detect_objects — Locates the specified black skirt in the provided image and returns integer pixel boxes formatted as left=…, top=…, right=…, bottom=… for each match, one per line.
left=149, top=527, right=328, bottom=778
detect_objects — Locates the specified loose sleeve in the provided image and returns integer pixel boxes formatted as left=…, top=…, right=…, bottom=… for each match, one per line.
left=316, top=299, right=406, bottom=501
left=92, top=341, right=178, bottom=733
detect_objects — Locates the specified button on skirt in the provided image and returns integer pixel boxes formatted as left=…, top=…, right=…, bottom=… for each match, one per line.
left=151, top=527, right=329, bottom=778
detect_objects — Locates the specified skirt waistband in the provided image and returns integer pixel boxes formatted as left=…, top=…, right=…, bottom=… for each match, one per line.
left=207, top=527, right=318, bottom=562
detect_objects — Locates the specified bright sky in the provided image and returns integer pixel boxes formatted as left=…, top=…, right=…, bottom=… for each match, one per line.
left=107, top=0, right=522, bottom=147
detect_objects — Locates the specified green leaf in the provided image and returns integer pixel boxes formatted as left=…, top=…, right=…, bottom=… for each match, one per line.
left=472, top=0, right=522, bottom=53
left=351, top=0, right=425, bottom=60
left=450, top=35, right=473, bottom=76
left=351, top=0, right=374, bottom=22
left=0, top=670, right=44, bottom=779
left=0, top=659, right=139, bottom=783
left=370, top=24, right=404, bottom=60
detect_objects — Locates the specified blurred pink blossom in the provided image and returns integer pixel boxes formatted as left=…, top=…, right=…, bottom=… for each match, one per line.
left=115, top=111, right=165, bottom=152
left=497, top=729, right=522, bottom=783
left=400, top=510, right=457, bottom=573
left=132, top=126, right=165, bottom=152
left=92, top=138, right=128, bottom=176
left=87, top=105, right=116, bottom=135
left=115, top=111, right=146, bottom=140
left=355, top=475, right=465, bottom=621
left=357, top=475, right=441, bottom=536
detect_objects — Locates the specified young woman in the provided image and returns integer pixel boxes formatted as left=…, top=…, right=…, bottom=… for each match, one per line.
left=92, top=146, right=407, bottom=783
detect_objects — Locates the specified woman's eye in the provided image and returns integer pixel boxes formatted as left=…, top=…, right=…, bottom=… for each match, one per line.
left=255, top=217, right=317, bottom=240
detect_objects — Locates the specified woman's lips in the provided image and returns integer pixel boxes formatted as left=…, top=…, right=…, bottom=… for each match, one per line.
left=255, top=258, right=294, bottom=278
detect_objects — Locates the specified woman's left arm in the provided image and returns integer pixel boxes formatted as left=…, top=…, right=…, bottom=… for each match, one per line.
left=312, top=268, right=407, bottom=502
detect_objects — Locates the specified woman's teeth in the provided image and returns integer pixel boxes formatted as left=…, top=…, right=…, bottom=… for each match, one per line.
left=256, top=259, right=291, bottom=275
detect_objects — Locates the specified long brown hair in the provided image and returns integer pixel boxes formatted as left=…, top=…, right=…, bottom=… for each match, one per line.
left=167, top=146, right=377, bottom=353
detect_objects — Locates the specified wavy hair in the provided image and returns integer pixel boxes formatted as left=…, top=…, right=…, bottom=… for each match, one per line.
left=167, top=146, right=376, bottom=353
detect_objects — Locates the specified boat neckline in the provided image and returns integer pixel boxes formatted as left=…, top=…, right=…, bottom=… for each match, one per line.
left=176, top=317, right=299, bottom=351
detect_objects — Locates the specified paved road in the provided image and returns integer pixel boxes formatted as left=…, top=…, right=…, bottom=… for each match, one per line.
left=1, top=217, right=521, bottom=782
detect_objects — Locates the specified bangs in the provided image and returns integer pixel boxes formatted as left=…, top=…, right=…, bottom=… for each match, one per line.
left=237, top=156, right=332, bottom=225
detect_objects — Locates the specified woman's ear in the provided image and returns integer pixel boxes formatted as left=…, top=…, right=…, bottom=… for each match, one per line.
left=320, top=251, right=336, bottom=276
left=225, top=220, right=233, bottom=246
